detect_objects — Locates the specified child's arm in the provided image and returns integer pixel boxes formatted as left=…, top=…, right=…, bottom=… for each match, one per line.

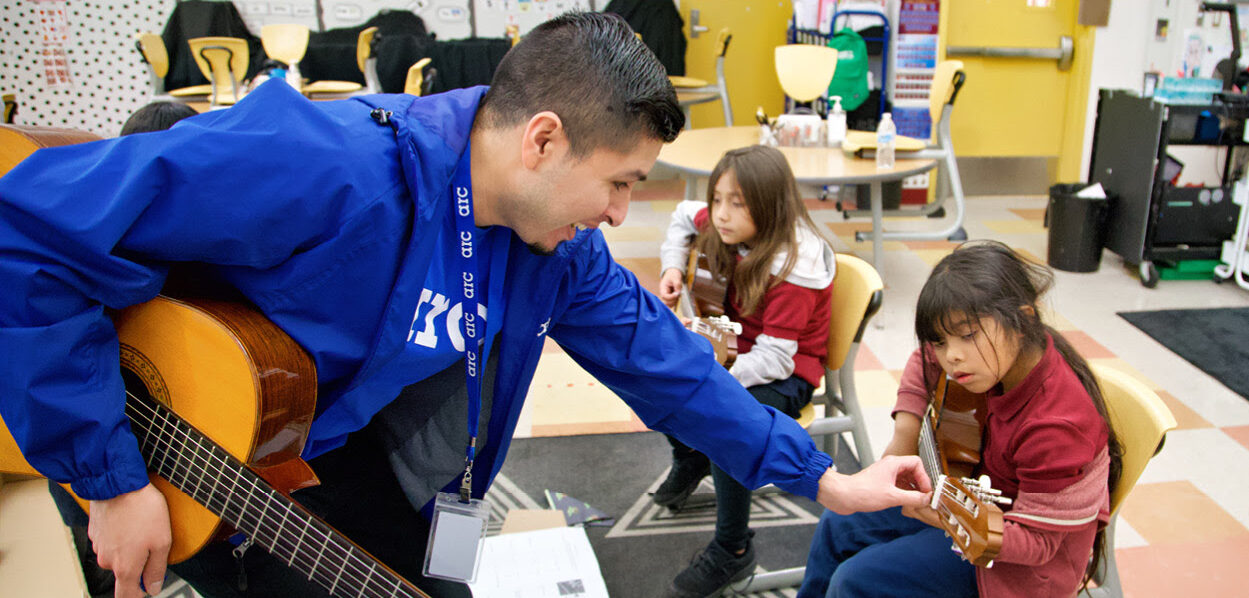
left=658, top=200, right=705, bottom=304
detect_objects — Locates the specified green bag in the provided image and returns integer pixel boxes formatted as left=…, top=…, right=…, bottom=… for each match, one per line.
left=827, top=27, right=870, bottom=111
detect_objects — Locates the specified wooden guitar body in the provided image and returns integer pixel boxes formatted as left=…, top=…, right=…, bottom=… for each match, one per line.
left=921, top=376, right=1008, bottom=567
left=0, top=124, right=101, bottom=176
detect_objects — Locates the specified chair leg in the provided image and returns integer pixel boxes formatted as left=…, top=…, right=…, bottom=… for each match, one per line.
left=1079, top=514, right=1123, bottom=598
left=730, top=566, right=806, bottom=593
left=839, top=364, right=875, bottom=467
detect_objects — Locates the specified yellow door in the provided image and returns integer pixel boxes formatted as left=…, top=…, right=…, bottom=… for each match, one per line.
left=941, top=0, right=1095, bottom=181
left=679, top=0, right=793, bottom=129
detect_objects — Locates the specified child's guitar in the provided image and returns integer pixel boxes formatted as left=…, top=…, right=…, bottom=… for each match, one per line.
left=674, top=247, right=740, bottom=367
left=917, top=375, right=1012, bottom=567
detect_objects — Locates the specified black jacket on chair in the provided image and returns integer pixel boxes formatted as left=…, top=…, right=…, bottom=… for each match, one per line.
left=160, top=0, right=264, bottom=90
left=604, top=0, right=686, bottom=77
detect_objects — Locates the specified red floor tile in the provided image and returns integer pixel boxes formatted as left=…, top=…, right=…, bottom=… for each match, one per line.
left=1224, top=425, right=1249, bottom=452
left=1117, top=536, right=1249, bottom=598
left=1059, top=329, right=1116, bottom=359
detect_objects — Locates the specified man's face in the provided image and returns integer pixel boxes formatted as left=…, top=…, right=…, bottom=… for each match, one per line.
left=506, top=137, right=663, bottom=255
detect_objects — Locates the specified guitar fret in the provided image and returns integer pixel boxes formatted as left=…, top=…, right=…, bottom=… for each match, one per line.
left=289, top=508, right=309, bottom=568
left=329, top=538, right=348, bottom=595
left=390, top=577, right=402, bottom=598
left=311, top=530, right=330, bottom=581
left=358, top=561, right=374, bottom=597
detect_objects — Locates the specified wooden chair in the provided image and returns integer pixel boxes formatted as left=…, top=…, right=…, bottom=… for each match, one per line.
left=186, top=37, right=250, bottom=107
left=1079, top=365, right=1177, bottom=598
left=134, top=32, right=212, bottom=101
left=671, top=28, right=733, bottom=128
left=403, top=57, right=435, bottom=97
left=301, top=26, right=380, bottom=98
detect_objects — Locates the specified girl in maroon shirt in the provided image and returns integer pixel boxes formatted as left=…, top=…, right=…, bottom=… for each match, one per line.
left=798, top=241, right=1124, bottom=598
left=653, top=145, right=836, bottom=598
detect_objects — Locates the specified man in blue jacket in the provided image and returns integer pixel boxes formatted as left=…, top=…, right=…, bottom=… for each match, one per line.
left=0, top=12, right=929, bottom=598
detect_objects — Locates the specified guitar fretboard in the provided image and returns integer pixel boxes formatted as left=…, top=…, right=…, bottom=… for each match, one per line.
left=125, top=391, right=428, bottom=598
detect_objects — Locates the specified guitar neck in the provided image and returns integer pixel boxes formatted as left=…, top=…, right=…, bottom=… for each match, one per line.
left=917, top=413, right=943, bottom=485
left=126, top=391, right=428, bottom=598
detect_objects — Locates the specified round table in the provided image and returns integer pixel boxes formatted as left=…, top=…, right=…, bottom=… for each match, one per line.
left=657, top=126, right=937, bottom=276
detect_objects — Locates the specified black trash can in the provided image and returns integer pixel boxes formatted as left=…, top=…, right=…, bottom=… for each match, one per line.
left=1046, top=183, right=1111, bottom=273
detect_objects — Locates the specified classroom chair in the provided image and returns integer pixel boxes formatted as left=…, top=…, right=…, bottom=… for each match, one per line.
left=843, top=60, right=970, bottom=243
left=684, top=253, right=881, bottom=508
left=259, top=23, right=310, bottom=90
left=301, top=26, right=381, bottom=98
left=403, top=58, right=435, bottom=97
left=2, top=94, right=15, bottom=124
left=1079, top=365, right=1177, bottom=598
left=774, top=43, right=838, bottom=106
left=670, top=28, right=733, bottom=128
left=186, top=37, right=250, bottom=108
left=133, top=32, right=212, bottom=102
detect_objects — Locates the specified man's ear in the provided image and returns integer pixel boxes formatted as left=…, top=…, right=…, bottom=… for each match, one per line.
left=520, top=111, right=567, bottom=171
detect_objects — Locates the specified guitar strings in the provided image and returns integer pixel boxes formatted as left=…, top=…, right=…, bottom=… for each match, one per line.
left=125, top=399, right=419, bottom=598
left=124, top=400, right=408, bottom=598
left=123, top=397, right=425, bottom=598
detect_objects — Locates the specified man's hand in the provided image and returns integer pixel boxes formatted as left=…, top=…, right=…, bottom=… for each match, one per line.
left=901, top=504, right=943, bottom=529
left=658, top=268, right=684, bottom=306
left=816, top=455, right=932, bottom=515
left=88, top=483, right=172, bottom=598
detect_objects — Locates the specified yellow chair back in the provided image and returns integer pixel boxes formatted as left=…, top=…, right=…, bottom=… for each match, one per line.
left=825, top=253, right=883, bottom=372
left=187, top=37, right=249, bottom=105
left=929, top=60, right=966, bottom=123
left=404, top=57, right=432, bottom=96
left=356, top=26, right=379, bottom=74
left=775, top=44, right=837, bottom=103
left=261, top=23, right=309, bottom=65
left=1091, top=365, right=1177, bottom=515
left=135, top=32, right=169, bottom=78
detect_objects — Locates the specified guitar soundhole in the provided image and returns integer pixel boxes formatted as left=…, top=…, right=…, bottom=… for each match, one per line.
left=118, top=343, right=172, bottom=408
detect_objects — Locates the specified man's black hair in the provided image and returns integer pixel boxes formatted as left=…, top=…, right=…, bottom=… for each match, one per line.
left=479, top=11, right=684, bottom=156
left=120, top=101, right=199, bottom=136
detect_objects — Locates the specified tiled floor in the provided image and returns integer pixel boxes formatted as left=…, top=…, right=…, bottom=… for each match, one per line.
left=515, top=175, right=1249, bottom=597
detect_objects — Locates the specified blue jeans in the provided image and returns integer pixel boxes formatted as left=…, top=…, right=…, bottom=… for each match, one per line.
left=797, top=507, right=978, bottom=598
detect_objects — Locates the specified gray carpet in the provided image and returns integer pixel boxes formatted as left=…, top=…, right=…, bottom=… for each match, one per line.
left=1118, top=307, right=1249, bottom=399
left=485, top=431, right=861, bottom=598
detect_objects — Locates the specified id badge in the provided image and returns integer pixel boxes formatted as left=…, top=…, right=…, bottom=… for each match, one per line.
left=423, top=492, right=490, bottom=583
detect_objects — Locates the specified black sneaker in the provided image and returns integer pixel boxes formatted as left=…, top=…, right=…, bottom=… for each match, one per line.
left=652, top=452, right=711, bottom=508
left=663, top=535, right=757, bottom=598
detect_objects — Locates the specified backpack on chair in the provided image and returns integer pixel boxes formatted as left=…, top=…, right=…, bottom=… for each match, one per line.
left=826, top=27, right=870, bottom=112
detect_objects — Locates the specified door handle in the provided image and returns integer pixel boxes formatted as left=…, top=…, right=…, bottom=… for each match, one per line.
left=690, top=9, right=709, bottom=38
left=947, top=35, right=1074, bottom=71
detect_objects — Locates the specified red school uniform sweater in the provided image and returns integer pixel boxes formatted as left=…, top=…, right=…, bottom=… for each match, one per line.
left=894, top=336, right=1112, bottom=598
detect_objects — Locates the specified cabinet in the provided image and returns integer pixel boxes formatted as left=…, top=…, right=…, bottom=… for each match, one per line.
left=1088, top=89, right=1244, bottom=287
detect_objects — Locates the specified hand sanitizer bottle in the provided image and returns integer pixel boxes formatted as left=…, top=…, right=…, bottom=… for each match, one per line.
left=827, top=96, right=847, bottom=148
left=876, top=112, right=896, bottom=170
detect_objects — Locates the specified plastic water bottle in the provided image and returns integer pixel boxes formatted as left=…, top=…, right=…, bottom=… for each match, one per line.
left=876, top=112, right=896, bottom=170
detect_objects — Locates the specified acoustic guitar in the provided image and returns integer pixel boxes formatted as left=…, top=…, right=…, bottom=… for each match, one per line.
left=916, top=375, right=1011, bottom=567
left=0, top=126, right=433, bottom=598
left=674, top=247, right=740, bottom=367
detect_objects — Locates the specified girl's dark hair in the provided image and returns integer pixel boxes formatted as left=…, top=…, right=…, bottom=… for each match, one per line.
left=120, top=101, right=198, bottom=136
left=696, top=145, right=825, bottom=315
left=915, top=240, right=1122, bottom=588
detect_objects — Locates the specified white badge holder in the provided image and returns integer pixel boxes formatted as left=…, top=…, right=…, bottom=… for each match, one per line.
left=423, top=492, right=490, bottom=583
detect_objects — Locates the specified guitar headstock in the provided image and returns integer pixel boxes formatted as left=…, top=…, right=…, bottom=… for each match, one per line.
left=930, top=474, right=1010, bottom=567
left=687, top=316, right=741, bottom=367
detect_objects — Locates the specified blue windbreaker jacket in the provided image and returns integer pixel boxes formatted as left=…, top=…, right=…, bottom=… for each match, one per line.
left=0, top=81, right=831, bottom=505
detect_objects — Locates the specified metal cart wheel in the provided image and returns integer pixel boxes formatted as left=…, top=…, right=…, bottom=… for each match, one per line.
left=1139, top=260, right=1159, bottom=288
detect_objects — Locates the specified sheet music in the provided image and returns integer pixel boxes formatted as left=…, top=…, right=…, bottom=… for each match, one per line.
left=467, top=526, right=609, bottom=598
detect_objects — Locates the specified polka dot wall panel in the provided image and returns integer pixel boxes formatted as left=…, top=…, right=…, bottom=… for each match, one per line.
left=1, top=1, right=175, bottom=138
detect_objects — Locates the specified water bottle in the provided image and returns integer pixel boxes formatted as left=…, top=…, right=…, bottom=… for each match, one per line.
left=876, top=112, right=896, bottom=170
